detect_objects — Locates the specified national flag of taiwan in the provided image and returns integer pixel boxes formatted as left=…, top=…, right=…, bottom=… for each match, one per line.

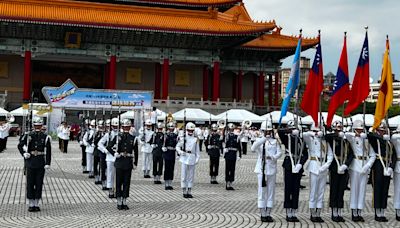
left=373, top=38, right=393, bottom=129
left=327, top=35, right=350, bottom=127
left=279, top=37, right=302, bottom=124
left=300, top=42, right=323, bottom=127
left=344, top=32, right=370, bottom=115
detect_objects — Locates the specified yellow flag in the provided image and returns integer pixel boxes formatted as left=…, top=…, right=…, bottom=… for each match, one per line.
left=373, top=39, right=393, bottom=129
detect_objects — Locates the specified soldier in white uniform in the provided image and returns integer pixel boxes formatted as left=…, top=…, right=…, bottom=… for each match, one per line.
left=139, top=119, right=154, bottom=178
left=303, top=124, right=333, bottom=223
left=83, top=120, right=96, bottom=178
left=251, top=120, right=282, bottom=223
left=391, top=125, right=400, bottom=221
left=98, top=118, right=119, bottom=198
left=345, top=120, right=376, bottom=222
left=57, top=122, right=70, bottom=153
left=0, top=116, right=11, bottom=153
left=176, top=122, right=200, bottom=198
left=240, top=125, right=250, bottom=155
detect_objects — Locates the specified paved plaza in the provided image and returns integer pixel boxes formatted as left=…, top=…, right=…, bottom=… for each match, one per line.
left=0, top=137, right=398, bottom=227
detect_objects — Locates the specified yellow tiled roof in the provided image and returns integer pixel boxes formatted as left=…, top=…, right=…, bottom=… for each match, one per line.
left=241, top=32, right=319, bottom=50
left=130, top=0, right=242, bottom=6
left=0, top=0, right=276, bottom=35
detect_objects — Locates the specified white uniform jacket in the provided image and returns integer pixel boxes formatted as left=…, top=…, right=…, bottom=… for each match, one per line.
left=139, top=128, right=154, bottom=153
left=83, top=129, right=95, bottom=153
left=176, top=134, right=200, bottom=166
left=391, top=133, right=400, bottom=174
left=303, top=131, right=333, bottom=175
left=240, top=130, right=250, bottom=143
left=251, top=136, right=282, bottom=175
left=345, top=132, right=376, bottom=172
left=0, top=123, right=10, bottom=139
left=98, top=130, right=119, bottom=162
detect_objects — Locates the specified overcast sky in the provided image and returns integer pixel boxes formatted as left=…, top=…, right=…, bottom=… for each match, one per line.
left=244, top=0, right=400, bottom=83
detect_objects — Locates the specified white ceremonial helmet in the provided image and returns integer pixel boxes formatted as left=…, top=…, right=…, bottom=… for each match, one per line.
left=332, top=120, right=343, bottom=130
left=378, top=121, right=388, bottom=130
left=111, top=118, right=119, bottom=127
left=105, top=119, right=111, bottom=127
left=227, top=123, right=235, bottom=130
left=260, top=120, right=273, bottom=131
left=97, top=120, right=104, bottom=127
left=352, top=120, right=364, bottom=130
left=157, top=122, right=165, bottom=129
left=167, top=122, right=175, bottom=129
left=287, top=120, right=296, bottom=129
left=211, top=123, right=218, bottom=131
left=310, top=123, right=319, bottom=131
left=186, top=122, right=196, bottom=131
left=145, top=119, right=152, bottom=126
left=32, top=116, right=43, bottom=126
left=84, top=119, right=90, bottom=125
left=90, top=120, right=96, bottom=126
left=121, top=119, right=131, bottom=127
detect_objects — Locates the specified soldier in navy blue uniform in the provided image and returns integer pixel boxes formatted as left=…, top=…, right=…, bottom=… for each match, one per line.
left=151, top=123, right=165, bottom=184
left=93, top=120, right=105, bottom=185
left=107, top=119, right=138, bottom=210
left=18, top=117, right=51, bottom=212
left=325, top=121, right=354, bottom=222
left=79, top=119, right=90, bottom=173
left=278, top=122, right=308, bottom=222
left=205, top=123, right=223, bottom=184
left=223, top=123, right=242, bottom=190
left=162, top=122, right=178, bottom=190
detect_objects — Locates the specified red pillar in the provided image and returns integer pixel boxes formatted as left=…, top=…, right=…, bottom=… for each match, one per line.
left=23, top=51, right=32, bottom=102
left=258, top=72, right=265, bottom=106
left=253, top=74, right=258, bottom=104
left=274, top=72, right=280, bottom=106
left=154, top=63, right=161, bottom=99
left=268, top=74, right=273, bottom=106
left=109, top=55, right=117, bottom=90
left=202, top=65, right=209, bottom=100
left=237, top=70, right=243, bottom=101
left=212, top=61, right=220, bottom=101
left=161, top=58, right=169, bottom=100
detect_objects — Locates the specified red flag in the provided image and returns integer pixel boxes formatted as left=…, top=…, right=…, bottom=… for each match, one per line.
left=344, top=32, right=370, bottom=115
left=300, top=42, right=323, bottom=127
left=327, top=34, right=350, bottom=127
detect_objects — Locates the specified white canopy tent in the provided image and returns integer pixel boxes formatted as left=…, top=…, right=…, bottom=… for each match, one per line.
left=173, top=108, right=216, bottom=122
left=0, top=107, right=9, bottom=116
left=346, top=114, right=375, bottom=127
left=260, top=111, right=299, bottom=124
left=302, top=112, right=342, bottom=125
left=9, top=103, right=49, bottom=118
left=389, top=115, right=400, bottom=128
left=121, top=109, right=166, bottom=121
left=213, top=109, right=264, bottom=123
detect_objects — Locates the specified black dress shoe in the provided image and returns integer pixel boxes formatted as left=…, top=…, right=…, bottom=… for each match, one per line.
left=265, top=216, right=274, bottom=223
left=102, top=187, right=108, bottom=190
left=286, top=216, right=293, bottom=222
left=28, top=207, right=35, bottom=212
left=109, top=194, right=115, bottom=199
left=183, top=194, right=188, bottom=198
left=187, top=194, right=193, bottom=198
left=261, top=216, right=268, bottom=222
left=379, top=216, right=388, bottom=222
left=310, top=216, right=318, bottom=223
left=34, top=207, right=40, bottom=212
left=299, top=185, right=306, bottom=189
left=317, top=217, right=324, bottom=223
left=95, top=181, right=102, bottom=185
left=88, top=175, right=95, bottom=179
left=123, top=205, right=129, bottom=210
left=292, top=216, right=299, bottom=222
left=83, top=171, right=89, bottom=174
left=213, top=181, right=219, bottom=184
left=396, top=215, right=400, bottom=221
left=358, top=216, right=365, bottom=222
left=117, top=205, right=123, bottom=210
left=144, top=175, right=151, bottom=178
left=351, top=215, right=359, bottom=222
left=338, top=216, right=345, bottom=222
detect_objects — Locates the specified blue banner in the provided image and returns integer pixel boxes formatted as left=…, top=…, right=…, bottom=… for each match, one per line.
left=42, top=79, right=153, bottom=110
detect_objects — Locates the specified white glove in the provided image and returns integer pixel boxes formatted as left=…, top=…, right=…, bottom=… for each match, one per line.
left=207, top=145, right=212, bottom=150
left=237, top=156, right=241, bottom=161
left=319, top=163, right=329, bottom=173
left=292, top=164, right=302, bottom=173
left=133, top=165, right=137, bottom=170
left=338, top=132, right=345, bottom=138
left=223, top=148, right=229, bottom=153
left=23, top=153, right=31, bottom=159
left=79, top=141, right=83, bottom=145
left=162, top=147, right=167, bottom=152
left=114, top=152, right=120, bottom=158
left=317, top=131, right=323, bottom=138
left=44, top=165, right=50, bottom=169
left=151, top=144, right=157, bottom=149
left=361, top=165, right=370, bottom=174
left=338, top=164, right=348, bottom=174
left=384, top=167, right=393, bottom=176
left=360, top=133, right=367, bottom=139
left=292, top=129, right=299, bottom=136
left=383, top=134, right=390, bottom=141
left=23, top=145, right=28, bottom=152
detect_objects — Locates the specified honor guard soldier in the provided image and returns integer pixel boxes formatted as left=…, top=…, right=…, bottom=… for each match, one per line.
left=251, top=120, right=282, bottom=223
left=162, top=122, right=178, bottom=190
left=240, top=122, right=251, bottom=155
left=391, top=124, right=400, bottom=221
left=79, top=119, right=90, bottom=173
left=0, top=116, right=11, bottom=153
left=107, top=119, right=138, bottom=210
left=345, top=120, right=375, bottom=222
left=139, top=119, right=154, bottom=178
left=100, top=119, right=111, bottom=190
left=98, top=118, right=119, bottom=198
left=93, top=120, right=105, bottom=185
left=18, top=117, right=51, bottom=212
left=205, top=123, right=223, bottom=184
left=278, top=121, right=308, bottom=222
left=223, top=123, right=242, bottom=190
left=368, top=122, right=394, bottom=222
left=176, top=122, right=200, bottom=198
left=303, top=123, right=333, bottom=223
left=83, top=120, right=96, bottom=178
left=151, top=122, right=165, bottom=184
left=325, top=121, right=354, bottom=222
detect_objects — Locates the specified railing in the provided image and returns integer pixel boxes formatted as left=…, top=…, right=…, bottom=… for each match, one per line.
left=0, top=90, right=7, bottom=108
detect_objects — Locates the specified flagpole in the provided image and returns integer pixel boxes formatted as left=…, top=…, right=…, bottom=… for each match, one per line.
left=294, top=29, right=303, bottom=127
left=318, top=30, right=323, bottom=129
left=363, top=27, right=368, bottom=129
left=385, top=34, right=390, bottom=131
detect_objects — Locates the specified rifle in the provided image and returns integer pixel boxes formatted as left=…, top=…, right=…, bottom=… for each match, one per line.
left=261, top=114, right=267, bottom=187
left=183, top=109, right=186, bottom=152
left=142, top=108, right=146, bottom=142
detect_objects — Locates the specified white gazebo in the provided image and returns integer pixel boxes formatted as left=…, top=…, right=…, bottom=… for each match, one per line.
left=173, top=108, right=215, bottom=122
left=213, top=109, right=263, bottom=123
left=260, top=111, right=299, bottom=124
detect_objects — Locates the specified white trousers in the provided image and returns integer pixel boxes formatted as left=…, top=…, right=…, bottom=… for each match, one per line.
left=309, top=172, right=328, bottom=209
left=142, top=152, right=152, bottom=171
left=394, top=172, right=400, bottom=209
left=106, top=161, right=115, bottom=188
left=181, top=163, right=195, bottom=188
left=257, top=173, right=277, bottom=208
left=349, top=170, right=368, bottom=209
left=86, top=153, right=93, bottom=172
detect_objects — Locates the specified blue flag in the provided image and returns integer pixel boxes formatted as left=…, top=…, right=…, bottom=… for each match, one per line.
left=279, top=38, right=302, bottom=124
